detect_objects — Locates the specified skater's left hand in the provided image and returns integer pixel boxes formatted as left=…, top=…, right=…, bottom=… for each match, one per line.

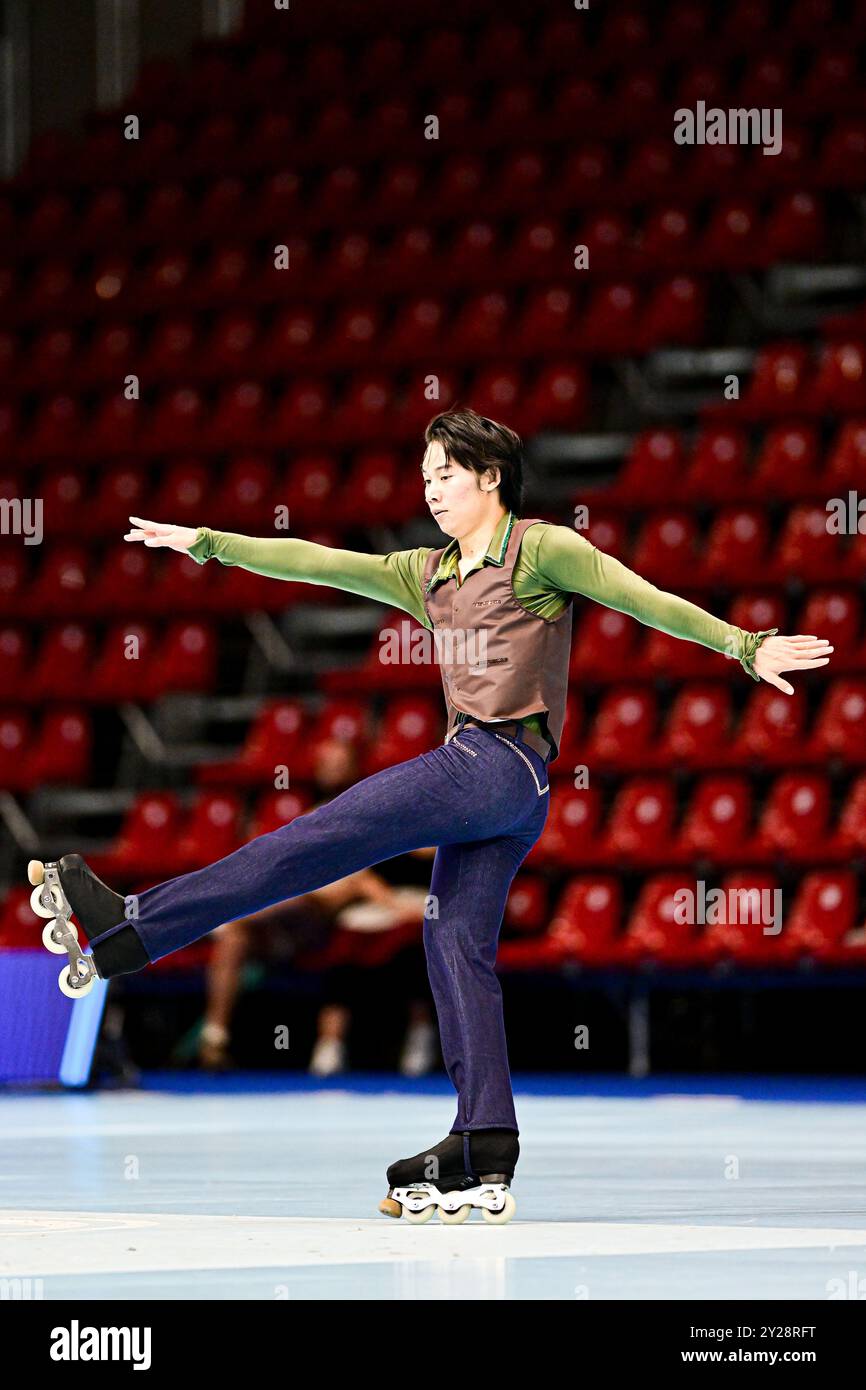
left=752, top=634, right=833, bottom=695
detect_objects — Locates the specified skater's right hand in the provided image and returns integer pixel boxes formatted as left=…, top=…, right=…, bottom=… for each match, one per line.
left=124, top=517, right=200, bottom=553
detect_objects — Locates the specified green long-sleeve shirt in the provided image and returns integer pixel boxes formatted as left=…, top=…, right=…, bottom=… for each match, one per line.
left=187, top=511, right=775, bottom=751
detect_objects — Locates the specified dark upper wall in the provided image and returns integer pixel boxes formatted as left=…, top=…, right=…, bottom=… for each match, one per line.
left=2, top=0, right=241, bottom=172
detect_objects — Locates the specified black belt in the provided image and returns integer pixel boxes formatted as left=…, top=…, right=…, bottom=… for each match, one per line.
left=453, top=715, right=552, bottom=764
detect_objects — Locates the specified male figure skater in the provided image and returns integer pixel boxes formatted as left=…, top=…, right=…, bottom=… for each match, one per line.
left=30, top=408, right=832, bottom=1220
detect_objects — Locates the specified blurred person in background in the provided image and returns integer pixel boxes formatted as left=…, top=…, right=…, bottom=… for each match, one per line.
left=193, top=736, right=438, bottom=1077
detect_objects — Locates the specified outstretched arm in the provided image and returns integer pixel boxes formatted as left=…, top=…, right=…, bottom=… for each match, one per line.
left=536, top=525, right=832, bottom=694
left=124, top=517, right=431, bottom=626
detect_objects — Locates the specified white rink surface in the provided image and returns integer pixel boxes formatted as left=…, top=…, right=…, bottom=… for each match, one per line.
left=1, top=1086, right=865, bottom=1300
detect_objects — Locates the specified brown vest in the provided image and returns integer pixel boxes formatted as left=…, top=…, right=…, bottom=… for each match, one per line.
left=422, top=517, right=573, bottom=763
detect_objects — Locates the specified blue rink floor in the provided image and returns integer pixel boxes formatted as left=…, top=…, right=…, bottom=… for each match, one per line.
left=1, top=1073, right=865, bottom=1301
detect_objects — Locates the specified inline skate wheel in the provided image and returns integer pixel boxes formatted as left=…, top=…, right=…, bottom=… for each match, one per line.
left=403, top=1205, right=435, bottom=1225
left=42, top=920, right=77, bottom=954
left=481, top=1192, right=516, bottom=1225
left=437, top=1204, right=471, bottom=1224
left=58, top=964, right=95, bottom=999
left=31, top=882, right=63, bottom=919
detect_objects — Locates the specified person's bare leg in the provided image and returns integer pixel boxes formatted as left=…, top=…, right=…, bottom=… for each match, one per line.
left=199, top=919, right=250, bottom=1066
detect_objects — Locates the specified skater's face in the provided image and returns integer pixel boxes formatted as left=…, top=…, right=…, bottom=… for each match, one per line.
left=421, top=441, right=501, bottom=538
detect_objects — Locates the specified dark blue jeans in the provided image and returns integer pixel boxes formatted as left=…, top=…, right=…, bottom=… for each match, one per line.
left=90, top=724, right=551, bottom=1132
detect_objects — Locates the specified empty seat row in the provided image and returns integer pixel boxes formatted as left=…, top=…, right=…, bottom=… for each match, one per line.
left=0, top=183, right=826, bottom=275
left=499, top=868, right=866, bottom=968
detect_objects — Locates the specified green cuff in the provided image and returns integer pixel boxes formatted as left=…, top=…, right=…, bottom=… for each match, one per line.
left=740, top=627, right=779, bottom=682
left=187, top=526, right=212, bottom=564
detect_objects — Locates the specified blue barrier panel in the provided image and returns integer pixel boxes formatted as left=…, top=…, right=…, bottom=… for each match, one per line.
left=0, top=949, right=107, bottom=1087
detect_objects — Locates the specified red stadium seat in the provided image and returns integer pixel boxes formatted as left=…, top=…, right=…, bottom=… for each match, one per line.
left=584, top=686, right=658, bottom=770
left=544, top=877, right=624, bottom=964
left=195, top=699, right=306, bottom=786
left=209, top=454, right=275, bottom=531
left=631, top=510, right=700, bottom=586
left=88, top=621, right=156, bottom=701
left=80, top=322, right=138, bottom=385
left=703, top=872, right=791, bottom=966
left=165, top=792, right=244, bottom=874
left=682, top=427, right=750, bottom=502
left=208, top=380, right=266, bottom=445
left=373, top=162, right=423, bottom=220
left=703, top=507, right=770, bottom=585
left=341, top=450, right=402, bottom=528
left=796, top=590, right=862, bottom=669
left=514, top=287, right=575, bottom=354
left=201, top=311, right=259, bottom=376
left=752, top=425, right=821, bottom=499
left=755, top=771, right=836, bottom=861
left=810, top=341, right=866, bottom=414
left=637, top=276, right=705, bottom=350
left=610, top=430, right=685, bottom=504
left=622, top=873, right=706, bottom=966
left=0, top=711, right=33, bottom=792
left=700, top=200, right=760, bottom=271
left=195, top=176, right=247, bottom=237
left=23, top=544, right=91, bottom=619
left=785, top=870, right=861, bottom=962
left=772, top=504, right=843, bottom=582
left=520, top=363, right=588, bottom=432
left=144, top=387, right=205, bottom=449
left=151, top=620, right=216, bottom=697
left=382, top=297, right=446, bottom=359
left=659, top=685, right=734, bottom=767
left=151, top=459, right=210, bottom=525
left=0, top=624, right=30, bottom=698
left=257, top=307, right=320, bottom=372
left=676, top=775, right=754, bottom=863
left=764, top=193, right=825, bottom=262
left=270, top=378, right=332, bottom=445
left=824, top=420, right=866, bottom=488
left=29, top=623, right=94, bottom=700
left=331, top=372, right=393, bottom=442
left=362, top=696, right=441, bottom=776
left=27, top=707, right=92, bottom=787
left=806, top=680, right=866, bottom=764
left=833, top=774, right=866, bottom=854
left=570, top=607, right=637, bottom=682
left=444, top=293, right=512, bottom=355
left=503, top=875, right=549, bottom=935
left=731, top=687, right=808, bottom=768
left=528, top=786, right=605, bottom=870
left=741, top=343, right=811, bottom=418
left=280, top=452, right=340, bottom=525
left=601, top=775, right=680, bottom=867
left=581, top=283, right=640, bottom=355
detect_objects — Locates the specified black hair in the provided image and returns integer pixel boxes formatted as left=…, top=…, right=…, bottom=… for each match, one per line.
left=423, top=407, right=524, bottom=514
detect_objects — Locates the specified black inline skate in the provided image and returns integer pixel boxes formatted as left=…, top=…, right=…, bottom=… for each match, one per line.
left=28, top=854, right=144, bottom=997
left=379, top=1128, right=519, bottom=1224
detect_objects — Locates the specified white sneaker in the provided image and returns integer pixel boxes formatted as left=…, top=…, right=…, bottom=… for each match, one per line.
left=399, top=1022, right=438, bottom=1077
left=308, top=1036, right=347, bottom=1077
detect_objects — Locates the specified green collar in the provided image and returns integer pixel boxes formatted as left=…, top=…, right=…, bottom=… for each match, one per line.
left=425, top=511, right=516, bottom=593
